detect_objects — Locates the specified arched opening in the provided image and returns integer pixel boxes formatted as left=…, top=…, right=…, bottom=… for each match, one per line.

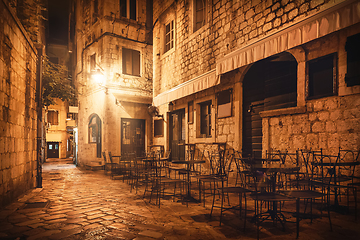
left=242, top=52, right=297, bottom=157
left=88, top=114, right=102, bottom=158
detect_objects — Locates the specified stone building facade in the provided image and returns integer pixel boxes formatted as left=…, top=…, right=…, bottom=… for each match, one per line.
left=45, top=44, right=75, bottom=159
left=72, top=0, right=153, bottom=166
left=152, top=0, right=360, bottom=163
left=0, top=0, right=42, bottom=207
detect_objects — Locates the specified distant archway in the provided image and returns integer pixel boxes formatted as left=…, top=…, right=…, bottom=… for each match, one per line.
left=242, top=52, right=297, bottom=157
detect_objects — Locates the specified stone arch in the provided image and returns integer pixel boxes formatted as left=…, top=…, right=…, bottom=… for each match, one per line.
left=241, top=52, right=298, bottom=157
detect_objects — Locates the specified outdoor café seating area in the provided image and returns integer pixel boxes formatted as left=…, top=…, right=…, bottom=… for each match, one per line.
left=101, top=145, right=359, bottom=239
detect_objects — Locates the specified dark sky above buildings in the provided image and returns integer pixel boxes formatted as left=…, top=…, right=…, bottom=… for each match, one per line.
left=48, top=0, right=70, bottom=44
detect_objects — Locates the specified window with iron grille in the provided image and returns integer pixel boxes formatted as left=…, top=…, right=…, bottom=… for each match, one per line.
left=165, top=20, right=174, bottom=53
left=122, top=48, right=140, bottom=76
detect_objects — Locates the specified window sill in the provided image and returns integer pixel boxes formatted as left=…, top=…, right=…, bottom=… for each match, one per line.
left=259, top=106, right=306, bottom=118
left=161, top=47, right=175, bottom=59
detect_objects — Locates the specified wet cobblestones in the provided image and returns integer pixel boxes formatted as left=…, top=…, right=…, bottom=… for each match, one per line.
left=1, top=158, right=359, bottom=240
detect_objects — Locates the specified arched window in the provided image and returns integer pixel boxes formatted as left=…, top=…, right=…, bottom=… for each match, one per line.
left=88, top=114, right=102, bottom=158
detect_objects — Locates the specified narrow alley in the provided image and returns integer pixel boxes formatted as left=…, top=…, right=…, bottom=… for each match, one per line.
left=1, top=159, right=359, bottom=240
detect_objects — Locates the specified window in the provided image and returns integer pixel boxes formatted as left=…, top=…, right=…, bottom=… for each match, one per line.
left=154, top=119, right=164, bottom=137
left=92, top=0, right=99, bottom=24
left=217, top=89, right=232, bottom=118
left=120, top=0, right=137, bottom=21
left=188, top=101, right=194, bottom=123
left=345, top=33, right=360, bottom=86
left=122, top=48, right=140, bottom=76
left=47, top=110, right=59, bottom=125
left=200, top=101, right=212, bottom=137
left=165, top=20, right=174, bottom=52
left=90, top=53, right=96, bottom=71
left=308, top=53, right=337, bottom=99
left=194, top=0, right=205, bottom=32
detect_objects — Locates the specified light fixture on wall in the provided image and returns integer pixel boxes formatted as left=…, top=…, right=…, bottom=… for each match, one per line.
left=91, top=69, right=105, bottom=85
left=148, top=105, right=163, bottom=118
left=91, top=67, right=108, bottom=94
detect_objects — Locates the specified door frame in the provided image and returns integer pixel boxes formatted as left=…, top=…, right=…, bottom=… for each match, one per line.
left=47, top=141, right=60, bottom=158
left=168, top=109, right=186, bottom=161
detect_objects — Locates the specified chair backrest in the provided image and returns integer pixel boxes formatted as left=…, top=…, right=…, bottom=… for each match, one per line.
left=108, top=151, right=114, bottom=163
left=338, top=148, right=359, bottom=181
left=102, top=152, right=108, bottom=163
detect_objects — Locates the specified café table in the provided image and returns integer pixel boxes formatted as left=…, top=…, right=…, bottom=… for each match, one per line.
left=254, top=166, right=300, bottom=232
left=311, top=160, right=360, bottom=208
left=171, top=159, right=206, bottom=202
left=238, top=157, right=300, bottom=231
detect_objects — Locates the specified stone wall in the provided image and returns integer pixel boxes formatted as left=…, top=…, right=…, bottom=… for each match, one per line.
left=153, top=0, right=338, bottom=97
left=74, top=0, right=153, bottom=166
left=265, top=94, right=360, bottom=155
left=0, top=1, right=38, bottom=207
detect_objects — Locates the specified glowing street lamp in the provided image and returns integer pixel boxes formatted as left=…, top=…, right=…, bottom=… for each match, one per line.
left=91, top=69, right=105, bottom=85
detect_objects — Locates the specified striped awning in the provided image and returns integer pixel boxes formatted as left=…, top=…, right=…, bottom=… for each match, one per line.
left=153, top=69, right=219, bottom=106
left=216, top=0, right=360, bottom=75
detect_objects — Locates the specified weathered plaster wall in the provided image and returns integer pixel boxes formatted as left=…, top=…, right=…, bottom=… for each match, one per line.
left=0, top=1, right=38, bottom=207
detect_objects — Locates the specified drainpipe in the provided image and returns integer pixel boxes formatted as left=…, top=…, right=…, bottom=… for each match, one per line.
left=35, top=44, right=44, bottom=188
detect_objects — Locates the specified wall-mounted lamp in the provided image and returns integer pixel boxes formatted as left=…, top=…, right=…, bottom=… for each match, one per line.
left=148, top=105, right=163, bottom=118
left=91, top=69, right=105, bottom=85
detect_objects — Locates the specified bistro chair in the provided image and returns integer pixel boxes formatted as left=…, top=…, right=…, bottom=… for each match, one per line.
left=248, top=165, right=296, bottom=240
left=147, top=151, right=186, bottom=207
left=102, top=151, right=112, bottom=175
left=210, top=150, right=252, bottom=229
left=108, top=152, right=122, bottom=179
left=278, top=149, right=332, bottom=238
left=196, top=149, right=226, bottom=207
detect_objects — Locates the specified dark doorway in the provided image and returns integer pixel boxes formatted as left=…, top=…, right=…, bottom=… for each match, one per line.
left=169, top=109, right=185, bottom=161
left=121, top=118, right=145, bottom=157
left=243, top=52, right=297, bottom=158
left=47, top=142, right=59, bottom=158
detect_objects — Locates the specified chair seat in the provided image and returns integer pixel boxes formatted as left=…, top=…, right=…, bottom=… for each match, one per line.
left=250, top=192, right=294, bottom=202
left=279, top=190, right=324, bottom=199
left=221, top=186, right=252, bottom=193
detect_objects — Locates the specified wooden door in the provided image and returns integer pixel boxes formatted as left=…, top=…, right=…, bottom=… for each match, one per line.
left=47, top=142, right=59, bottom=158
left=169, top=109, right=185, bottom=161
left=242, top=53, right=297, bottom=158
left=121, top=118, right=145, bottom=157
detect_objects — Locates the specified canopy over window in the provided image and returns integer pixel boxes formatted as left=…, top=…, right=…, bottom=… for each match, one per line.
left=153, top=69, right=218, bottom=106
left=216, top=0, right=360, bottom=75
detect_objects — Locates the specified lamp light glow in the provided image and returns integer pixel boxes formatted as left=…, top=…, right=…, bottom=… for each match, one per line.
left=92, top=69, right=105, bottom=85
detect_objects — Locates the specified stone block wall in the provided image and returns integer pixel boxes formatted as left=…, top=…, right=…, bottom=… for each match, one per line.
left=74, top=0, right=153, bottom=166
left=266, top=94, right=360, bottom=155
left=0, top=1, right=38, bottom=207
left=153, top=0, right=342, bottom=97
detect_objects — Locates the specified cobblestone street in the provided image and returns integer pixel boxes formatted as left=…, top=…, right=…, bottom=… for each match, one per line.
left=0, top=158, right=359, bottom=240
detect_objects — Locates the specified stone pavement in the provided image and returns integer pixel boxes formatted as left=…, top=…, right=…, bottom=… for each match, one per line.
left=0, top=158, right=359, bottom=240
